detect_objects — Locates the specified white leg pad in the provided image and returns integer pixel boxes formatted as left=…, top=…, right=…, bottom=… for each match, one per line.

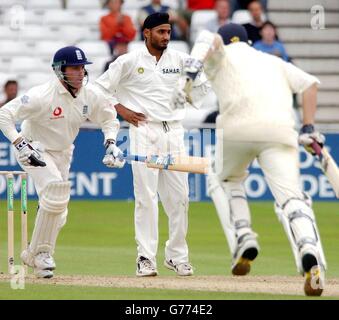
left=207, top=172, right=237, bottom=254
left=29, top=181, right=71, bottom=256
left=275, top=197, right=327, bottom=273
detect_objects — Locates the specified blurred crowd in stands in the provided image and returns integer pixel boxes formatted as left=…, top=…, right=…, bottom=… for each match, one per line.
left=0, top=0, right=292, bottom=123
left=97, top=0, right=289, bottom=66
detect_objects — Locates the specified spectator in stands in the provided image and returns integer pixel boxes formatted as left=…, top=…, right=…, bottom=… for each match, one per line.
left=138, top=0, right=189, bottom=41
left=100, top=0, right=137, bottom=50
left=253, top=21, right=289, bottom=61
left=0, top=80, right=18, bottom=108
left=205, top=0, right=231, bottom=33
left=230, top=0, right=267, bottom=14
left=242, top=0, right=266, bottom=44
left=103, top=35, right=130, bottom=72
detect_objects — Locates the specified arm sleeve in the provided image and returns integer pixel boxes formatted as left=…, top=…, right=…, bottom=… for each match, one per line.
left=95, top=55, right=126, bottom=101
left=191, top=31, right=225, bottom=80
left=282, top=61, right=320, bottom=93
left=0, top=93, right=42, bottom=143
left=87, top=86, right=120, bottom=142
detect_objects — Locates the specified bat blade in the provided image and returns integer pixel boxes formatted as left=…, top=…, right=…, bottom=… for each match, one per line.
left=146, top=155, right=210, bottom=174
left=311, top=142, right=339, bottom=198
left=123, top=154, right=210, bottom=174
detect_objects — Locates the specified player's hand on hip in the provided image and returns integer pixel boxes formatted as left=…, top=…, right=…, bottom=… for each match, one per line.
left=115, top=103, right=146, bottom=127
left=298, top=124, right=325, bottom=154
left=102, top=139, right=125, bottom=168
left=14, top=137, right=46, bottom=167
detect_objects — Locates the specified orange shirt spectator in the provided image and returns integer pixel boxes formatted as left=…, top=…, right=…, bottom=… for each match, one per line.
left=100, top=0, right=136, bottom=43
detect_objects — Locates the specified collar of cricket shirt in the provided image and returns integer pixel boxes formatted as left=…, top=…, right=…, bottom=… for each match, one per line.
left=55, top=78, right=69, bottom=95
left=142, top=44, right=168, bottom=62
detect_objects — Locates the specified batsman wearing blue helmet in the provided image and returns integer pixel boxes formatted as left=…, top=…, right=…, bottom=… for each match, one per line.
left=172, top=24, right=327, bottom=296
left=0, top=46, right=124, bottom=278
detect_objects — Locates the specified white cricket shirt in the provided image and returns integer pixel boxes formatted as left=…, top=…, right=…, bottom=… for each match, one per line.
left=95, top=45, right=209, bottom=122
left=204, top=40, right=320, bottom=147
left=0, top=78, right=119, bottom=151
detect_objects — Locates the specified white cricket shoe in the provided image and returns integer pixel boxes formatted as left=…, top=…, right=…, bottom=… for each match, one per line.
left=231, top=232, right=259, bottom=276
left=21, top=250, right=55, bottom=279
left=136, top=256, right=158, bottom=277
left=164, top=260, right=194, bottom=276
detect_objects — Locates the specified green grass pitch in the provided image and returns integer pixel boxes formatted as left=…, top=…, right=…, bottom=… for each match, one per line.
left=0, top=200, right=338, bottom=300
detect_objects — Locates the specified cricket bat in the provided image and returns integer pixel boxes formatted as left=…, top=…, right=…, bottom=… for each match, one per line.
left=311, top=142, right=339, bottom=198
left=122, top=154, right=210, bottom=174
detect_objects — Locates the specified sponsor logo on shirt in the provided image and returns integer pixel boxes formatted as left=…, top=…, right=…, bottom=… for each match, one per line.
left=50, top=107, right=64, bottom=119
left=162, top=68, right=180, bottom=74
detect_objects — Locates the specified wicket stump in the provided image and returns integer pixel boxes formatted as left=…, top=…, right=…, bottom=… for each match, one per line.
left=1, top=171, right=28, bottom=274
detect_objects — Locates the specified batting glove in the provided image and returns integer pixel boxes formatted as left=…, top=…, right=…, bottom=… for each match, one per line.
left=183, top=57, right=203, bottom=81
left=298, top=124, right=325, bottom=154
left=14, top=137, right=46, bottom=167
left=172, top=76, right=193, bottom=109
left=102, top=139, right=125, bottom=169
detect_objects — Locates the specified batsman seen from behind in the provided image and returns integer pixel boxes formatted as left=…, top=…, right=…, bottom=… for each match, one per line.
left=0, top=46, right=124, bottom=278
left=96, top=12, right=210, bottom=277
left=173, top=24, right=326, bottom=296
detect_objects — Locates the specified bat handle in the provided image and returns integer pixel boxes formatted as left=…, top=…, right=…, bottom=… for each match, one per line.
left=119, top=154, right=147, bottom=162
left=310, top=141, right=322, bottom=157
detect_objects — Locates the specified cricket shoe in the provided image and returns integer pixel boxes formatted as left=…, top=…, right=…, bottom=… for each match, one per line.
left=231, top=233, right=259, bottom=276
left=136, top=256, right=158, bottom=277
left=302, top=249, right=325, bottom=296
left=164, top=260, right=194, bottom=276
left=21, top=250, right=55, bottom=279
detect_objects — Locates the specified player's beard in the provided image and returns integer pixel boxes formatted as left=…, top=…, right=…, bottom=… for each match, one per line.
left=150, top=35, right=168, bottom=51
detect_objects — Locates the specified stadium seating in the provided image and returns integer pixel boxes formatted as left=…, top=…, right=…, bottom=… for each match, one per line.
left=269, top=0, right=339, bottom=124
left=231, top=10, right=252, bottom=24
left=76, top=40, right=111, bottom=58
left=190, top=10, right=216, bottom=43
left=128, top=40, right=190, bottom=53
left=26, top=0, right=63, bottom=10
left=18, top=72, right=53, bottom=91
left=0, top=40, right=28, bottom=56
left=67, top=0, right=102, bottom=10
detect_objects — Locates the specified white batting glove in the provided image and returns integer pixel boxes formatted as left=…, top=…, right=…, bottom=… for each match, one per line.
left=171, top=57, right=204, bottom=109
left=14, top=137, right=46, bottom=167
left=298, top=124, right=325, bottom=155
left=102, top=139, right=125, bottom=169
left=172, top=76, right=192, bottom=109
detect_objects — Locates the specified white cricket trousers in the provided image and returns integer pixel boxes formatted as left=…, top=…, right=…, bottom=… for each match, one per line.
left=215, top=140, right=304, bottom=206
left=129, top=121, right=189, bottom=266
left=16, top=146, right=73, bottom=252
left=17, top=146, right=73, bottom=197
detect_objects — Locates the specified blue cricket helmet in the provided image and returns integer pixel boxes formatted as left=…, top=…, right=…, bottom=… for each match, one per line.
left=217, top=23, right=248, bottom=45
left=52, top=46, right=92, bottom=69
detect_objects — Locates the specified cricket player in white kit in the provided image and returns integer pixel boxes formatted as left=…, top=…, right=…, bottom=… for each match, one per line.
left=0, top=46, right=124, bottom=278
left=96, top=12, right=209, bottom=277
left=173, top=24, right=327, bottom=296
